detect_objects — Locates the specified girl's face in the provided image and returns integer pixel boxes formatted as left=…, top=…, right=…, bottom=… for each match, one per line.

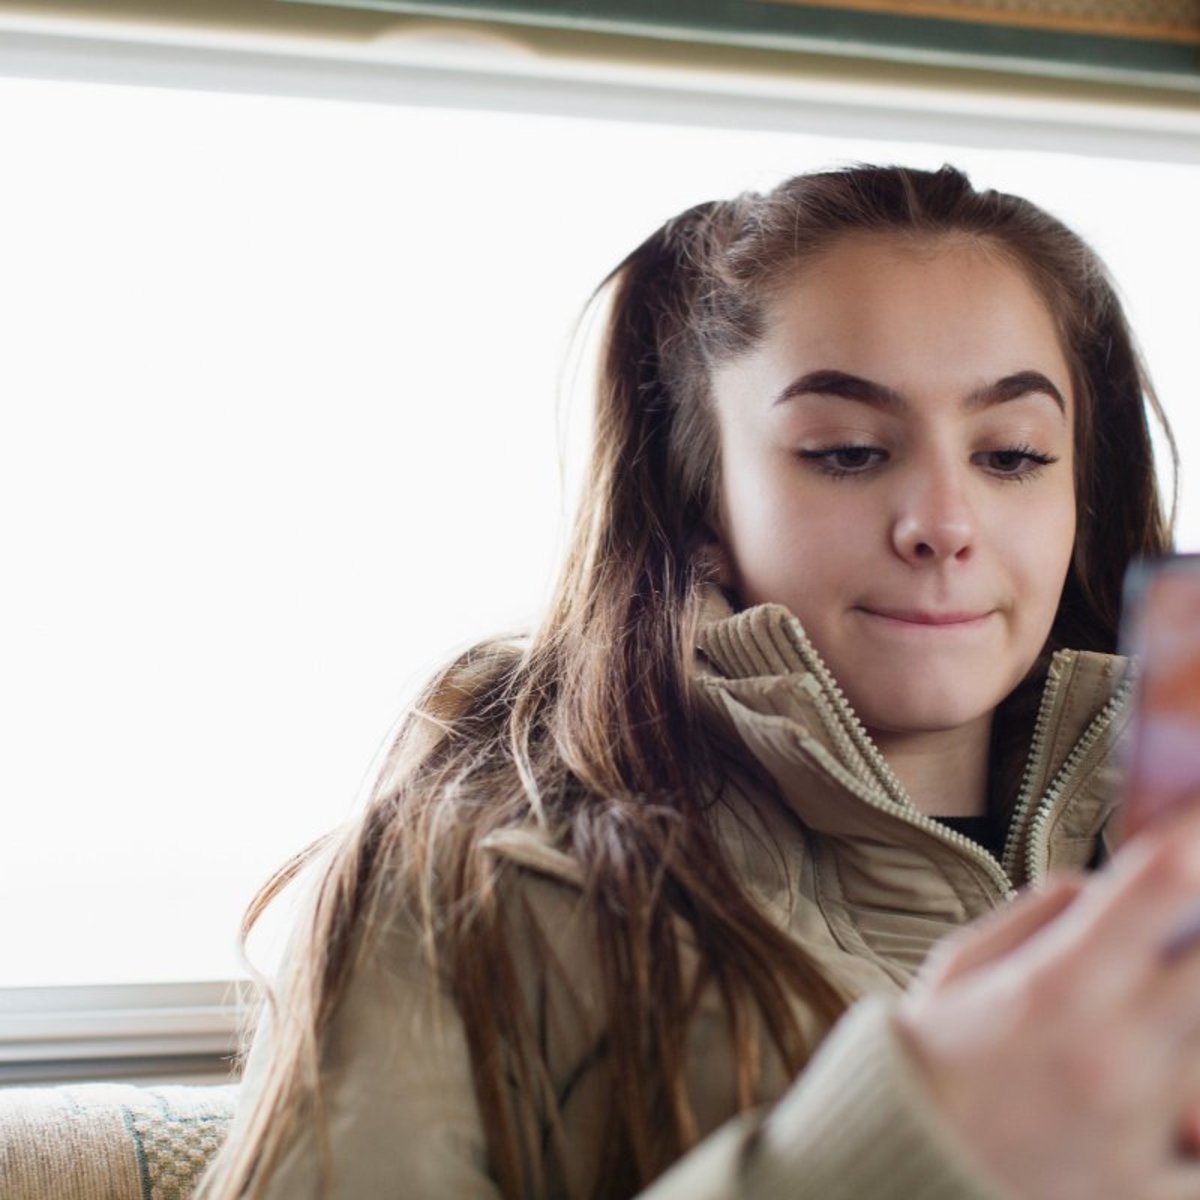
left=711, top=232, right=1077, bottom=737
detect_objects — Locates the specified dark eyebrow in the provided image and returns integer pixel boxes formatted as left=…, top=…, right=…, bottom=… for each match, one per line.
left=966, top=370, right=1066, bottom=416
left=773, top=368, right=1066, bottom=417
left=773, top=370, right=902, bottom=410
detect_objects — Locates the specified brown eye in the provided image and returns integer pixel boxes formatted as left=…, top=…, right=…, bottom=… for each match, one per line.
left=990, top=450, right=1027, bottom=472
left=973, top=445, right=1059, bottom=479
left=796, top=444, right=887, bottom=480
left=831, top=447, right=874, bottom=469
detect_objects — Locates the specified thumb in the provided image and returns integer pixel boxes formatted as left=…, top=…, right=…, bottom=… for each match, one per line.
left=912, top=872, right=1086, bottom=994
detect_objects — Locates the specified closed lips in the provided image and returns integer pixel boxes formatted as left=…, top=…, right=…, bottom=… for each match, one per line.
left=860, top=608, right=992, bottom=624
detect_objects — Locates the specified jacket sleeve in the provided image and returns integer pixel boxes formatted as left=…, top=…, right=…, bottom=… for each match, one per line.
left=225, top=885, right=1011, bottom=1200
left=639, top=994, right=1012, bottom=1200
left=226, top=895, right=503, bottom=1200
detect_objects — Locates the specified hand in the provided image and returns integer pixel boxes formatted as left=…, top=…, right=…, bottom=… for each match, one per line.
left=893, top=802, right=1200, bottom=1200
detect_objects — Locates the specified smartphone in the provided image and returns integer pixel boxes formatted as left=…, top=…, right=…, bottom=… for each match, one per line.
left=1116, top=553, right=1200, bottom=846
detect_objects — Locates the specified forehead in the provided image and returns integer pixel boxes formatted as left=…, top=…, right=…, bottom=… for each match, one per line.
left=736, top=231, right=1074, bottom=416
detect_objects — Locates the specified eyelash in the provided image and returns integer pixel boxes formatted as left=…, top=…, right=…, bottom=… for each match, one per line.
left=796, top=442, right=1060, bottom=483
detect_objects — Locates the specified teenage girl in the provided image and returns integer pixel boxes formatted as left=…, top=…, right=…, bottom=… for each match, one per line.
left=199, top=164, right=1200, bottom=1200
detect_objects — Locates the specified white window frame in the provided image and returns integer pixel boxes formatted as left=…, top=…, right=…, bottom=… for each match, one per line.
left=0, top=981, right=253, bottom=1086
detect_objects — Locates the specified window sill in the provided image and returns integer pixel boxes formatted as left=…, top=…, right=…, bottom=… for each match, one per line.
left=0, top=980, right=256, bottom=1086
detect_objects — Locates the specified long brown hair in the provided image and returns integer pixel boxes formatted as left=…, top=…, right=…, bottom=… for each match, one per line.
left=196, top=164, right=1174, bottom=1200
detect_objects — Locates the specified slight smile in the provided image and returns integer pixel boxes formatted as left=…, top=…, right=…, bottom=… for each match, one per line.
left=856, top=607, right=996, bottom=630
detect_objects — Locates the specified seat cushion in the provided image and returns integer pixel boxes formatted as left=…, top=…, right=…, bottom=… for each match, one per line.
left=0, top=1082, right=237, bottom=1200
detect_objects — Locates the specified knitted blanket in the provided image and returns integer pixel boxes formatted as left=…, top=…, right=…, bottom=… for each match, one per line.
left=0, top=1082, right=238, bottom=1200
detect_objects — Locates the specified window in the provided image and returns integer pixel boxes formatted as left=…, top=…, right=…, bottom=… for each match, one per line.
left=3, top=12, right=1199, bottom=1003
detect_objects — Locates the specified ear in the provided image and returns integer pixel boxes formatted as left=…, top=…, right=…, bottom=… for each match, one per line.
left=695, top=520, right=736, bottom=589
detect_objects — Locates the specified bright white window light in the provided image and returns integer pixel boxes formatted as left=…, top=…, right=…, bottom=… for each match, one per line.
left=2, top=73, right=1198, bottom=987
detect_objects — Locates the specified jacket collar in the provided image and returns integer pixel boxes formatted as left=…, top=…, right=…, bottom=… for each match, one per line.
left=694, top=587, right=1136, bottom=892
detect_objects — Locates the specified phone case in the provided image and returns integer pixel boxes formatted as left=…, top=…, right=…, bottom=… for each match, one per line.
left=1117, top=554, right=1200, bottom=845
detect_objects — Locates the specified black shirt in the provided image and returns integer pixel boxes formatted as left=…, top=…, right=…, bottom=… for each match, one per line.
left=937, top=812, right=1006, bottom=862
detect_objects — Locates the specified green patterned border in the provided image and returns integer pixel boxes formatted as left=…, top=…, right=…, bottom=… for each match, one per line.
left=276, top=0, right=1200, bottom=89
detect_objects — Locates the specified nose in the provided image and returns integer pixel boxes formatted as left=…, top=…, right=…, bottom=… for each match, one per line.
left=890, top=460, right=975, bottom=566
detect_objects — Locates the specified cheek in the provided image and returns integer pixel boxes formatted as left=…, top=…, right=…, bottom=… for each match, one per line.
left=721, top=469, right=880, bottom=605
left=1006, top=490, right=1077, bottom=624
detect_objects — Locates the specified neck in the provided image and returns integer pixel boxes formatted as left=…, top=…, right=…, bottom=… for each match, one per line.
left=868, top=713, right=993, bottom=819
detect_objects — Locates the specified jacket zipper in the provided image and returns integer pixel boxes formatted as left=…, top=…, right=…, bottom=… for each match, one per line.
left=999, top=656, right=1136, bottom=883
left=786, top=621, right=1134, bottom=897
left=1000, top=653, right=1068, bottom=880
left=1018, top=676, right=1136, bottom=883
left=785, top=617, right=1017, bottom=898
left=784, top=617, right=909, bottom=808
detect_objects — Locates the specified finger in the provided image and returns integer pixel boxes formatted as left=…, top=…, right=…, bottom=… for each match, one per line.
left=1179, top=1104, right=1200, bottom=1157
left=1155, top=1167, right=1200, bottom=1200
left=1119, top=786, right=1200, bottom=854
left=1143, top=944, right=1200, bottom=1047
left=1033, top=817, right=1200, bottom=978
left=1118, top=797, right=1200, bottom=881
left=914, top=872, right=1086, bottom=992
left=1161, top=1065, right=1200, bottom=1200
left=1161, top=901, right=1200, bottom=965
left=1120, top=795, right=1200, bottom=860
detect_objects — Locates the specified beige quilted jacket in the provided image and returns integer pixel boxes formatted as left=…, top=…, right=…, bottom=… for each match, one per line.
left=222, top=593, right=1135, bottom=1199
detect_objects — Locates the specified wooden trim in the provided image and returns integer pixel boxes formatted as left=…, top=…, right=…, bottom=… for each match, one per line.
left=273, top=1, right=1200, bottom=88
left=761, top=0, right=1200, bottom=47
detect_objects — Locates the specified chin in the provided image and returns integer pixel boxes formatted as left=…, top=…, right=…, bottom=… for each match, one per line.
left=850, top=685, right=998, bottom=737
